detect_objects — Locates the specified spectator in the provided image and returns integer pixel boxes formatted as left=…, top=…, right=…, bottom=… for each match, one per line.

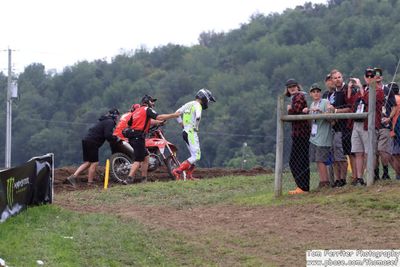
left=285, top=79, right=311, bottom=195
left=172, top=88, right=216, bottom=180
left=124, top=95, right=181, bottom=184
left=389, top=82, right=400, bottom=180
left=304, top=83, right=333, bottom=189
left=374, top=67, right=396, bottom=180
left=348, top=68, right=385, bottom=186
left=65, top=108, right=120, bottom=187
left=324, top=69, right=353, bottom=187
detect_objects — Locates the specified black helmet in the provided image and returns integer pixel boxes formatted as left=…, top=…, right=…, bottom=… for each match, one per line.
left=195, top=88, right=216, bottom=110
left=141, top=95, right=157, bottom=108
left=108, top=108, right=120, bottom=121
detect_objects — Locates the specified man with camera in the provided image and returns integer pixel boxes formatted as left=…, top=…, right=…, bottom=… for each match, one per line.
left=348, top=68, right=385, bottom=186
left=324, top=69, right=353, bottom=187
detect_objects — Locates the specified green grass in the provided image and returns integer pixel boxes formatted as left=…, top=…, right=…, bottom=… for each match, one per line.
left=0, top=205, right=179, bottom=266
left=1, top=174, right=400, bottom=266
left=64, top=175, right=275, bottom=208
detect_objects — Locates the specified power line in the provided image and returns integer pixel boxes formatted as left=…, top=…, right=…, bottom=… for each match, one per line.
left=3, top=116, right=272, bottom=138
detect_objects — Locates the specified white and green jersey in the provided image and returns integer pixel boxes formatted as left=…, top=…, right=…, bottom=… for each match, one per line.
left=176, top=100, right=202, bottom=132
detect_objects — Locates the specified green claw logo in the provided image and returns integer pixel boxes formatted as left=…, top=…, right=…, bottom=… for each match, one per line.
left=7, top=177, right=15, bottom=209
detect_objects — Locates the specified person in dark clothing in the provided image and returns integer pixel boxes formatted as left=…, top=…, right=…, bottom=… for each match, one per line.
left=373, top=67, right=396, bottom=180
left=285, top=79, right=311, bottom=194
left=324, top=69, right=353, bottom=187
left=65, top=108, right=120, bottom=187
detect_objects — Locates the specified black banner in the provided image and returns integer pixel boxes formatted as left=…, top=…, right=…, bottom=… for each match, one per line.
left=0, top=153, right=53, bottom=223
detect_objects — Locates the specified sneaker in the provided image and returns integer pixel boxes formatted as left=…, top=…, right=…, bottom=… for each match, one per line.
left=288, top=187, right=307, bottom=195
left=65, top=175, right=77, bottom=187
left=381, top=174, right=391, bottom=180
left=351, top=178, right=365, bottom=186
left=332, top=180, right=346, bottom=188
left=332, top=180, right=340, bottom=188
left=337, top=179, right=346, bottom=187
left=172, top=169, right=182, bottom=180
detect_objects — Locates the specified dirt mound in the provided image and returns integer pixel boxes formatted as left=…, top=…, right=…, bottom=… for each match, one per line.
left=54, top=166, right=272, bottom=193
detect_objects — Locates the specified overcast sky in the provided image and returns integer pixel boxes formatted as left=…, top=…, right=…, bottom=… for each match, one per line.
left=0, top=0, right=327, bottom=74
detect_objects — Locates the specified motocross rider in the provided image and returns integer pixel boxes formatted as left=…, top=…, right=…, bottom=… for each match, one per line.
left=125, top=95, right=181, bottom=184
left=172, top=88, right=216, bottom=180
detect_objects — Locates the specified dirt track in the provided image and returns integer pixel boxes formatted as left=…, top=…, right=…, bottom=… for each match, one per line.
left=54, top=167, right=400, bottom=265
left=54, top=166, right=273, bottom=193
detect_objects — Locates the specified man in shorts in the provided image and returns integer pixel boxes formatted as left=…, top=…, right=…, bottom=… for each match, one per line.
left=304, top=84, right=333, bottom=188
left=349, top=68, right=385, bottom=186
left=124, top=95, right=181, bottom=184
left=374, top=67, right=396, bottom=180
left=325, top=69, right=352, bottom=187
left=65, top=108, right=120, bottom=187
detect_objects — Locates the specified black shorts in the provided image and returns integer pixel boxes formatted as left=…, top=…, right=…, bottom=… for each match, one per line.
left=82, top=140, right=100, bottom=162
left=129, top=135, right=148, bottom=162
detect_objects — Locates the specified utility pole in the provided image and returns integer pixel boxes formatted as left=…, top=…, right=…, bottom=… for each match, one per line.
left=5, top=48, right=12, bottom=168
left=241, top=142, right=247, bottom=169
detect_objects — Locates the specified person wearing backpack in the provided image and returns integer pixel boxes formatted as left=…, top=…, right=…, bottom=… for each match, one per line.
left=124, top=95, right=181, bottom=184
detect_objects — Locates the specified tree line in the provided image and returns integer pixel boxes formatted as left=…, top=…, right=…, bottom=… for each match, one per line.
left=1, top=0, right=399, bottom=168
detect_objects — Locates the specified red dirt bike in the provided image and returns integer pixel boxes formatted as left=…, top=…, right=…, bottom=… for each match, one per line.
left=109, top=125, right=181, bottom=183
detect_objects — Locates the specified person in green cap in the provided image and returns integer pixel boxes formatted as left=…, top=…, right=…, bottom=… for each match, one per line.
left=303, top=83, right=334, bottom=189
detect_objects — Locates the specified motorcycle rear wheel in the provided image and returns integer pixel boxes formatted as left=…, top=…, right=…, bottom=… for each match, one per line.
left=109, top=152, right=132, bottom=183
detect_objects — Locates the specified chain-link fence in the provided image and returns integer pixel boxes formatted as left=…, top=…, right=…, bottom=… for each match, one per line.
left=274, top=90, right=377, bottom=197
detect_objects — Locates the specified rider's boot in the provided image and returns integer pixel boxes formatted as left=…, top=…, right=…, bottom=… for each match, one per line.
left=186, top=164, right=198, bottom=180
left=172, top=160, right=191, bottom=180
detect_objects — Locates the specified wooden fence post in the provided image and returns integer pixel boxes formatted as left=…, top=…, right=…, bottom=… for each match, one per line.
left=366, top=82, right=376, bottom=186
left=274, top=95, right=284, bottom=197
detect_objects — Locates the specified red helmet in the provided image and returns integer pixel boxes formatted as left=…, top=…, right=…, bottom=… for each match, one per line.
left=130, top=103, right=140, bottom=112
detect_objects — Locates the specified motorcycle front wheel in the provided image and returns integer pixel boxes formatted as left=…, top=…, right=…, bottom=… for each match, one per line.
left=109, top=152, right=132, bottom=183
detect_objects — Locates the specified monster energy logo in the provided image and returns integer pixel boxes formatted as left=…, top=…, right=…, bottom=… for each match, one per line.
left=7, top=177, right=15, bottom=209
left=6, top=177, right=30, bottom=209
